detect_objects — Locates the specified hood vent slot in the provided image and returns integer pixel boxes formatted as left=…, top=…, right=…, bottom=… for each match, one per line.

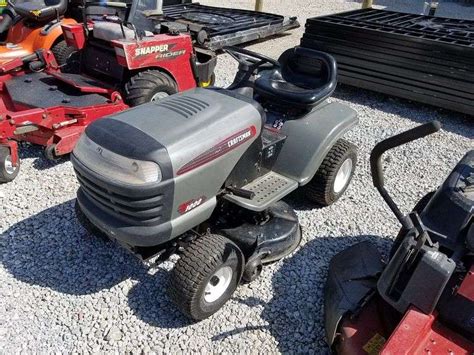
left=156, top=96, right=209, bottom=118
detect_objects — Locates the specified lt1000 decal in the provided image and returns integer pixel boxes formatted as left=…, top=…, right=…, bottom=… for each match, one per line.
left=178, top=196, right=207, bottom=215
left=134, top=43, right=185, bottom=60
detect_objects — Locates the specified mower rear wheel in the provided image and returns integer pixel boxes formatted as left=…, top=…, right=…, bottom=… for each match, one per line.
left=0, top=146, right=20, bottom=183
left=168, top=233, right=244, bottom=320
left=304, top=139, right=357, bottom=206
left=124, top=70, right=178, bottom=107
left=51, top=40, right=80, bottom=73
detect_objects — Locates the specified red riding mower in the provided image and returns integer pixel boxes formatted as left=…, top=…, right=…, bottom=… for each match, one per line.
left=0, top=0, right=78, bottom=66
left=325, top=122, right=473, bottom=354
left=0, top=0, right=216, bottom=183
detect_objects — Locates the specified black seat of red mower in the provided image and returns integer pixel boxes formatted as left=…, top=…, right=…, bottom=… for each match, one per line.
left=14, top=0, right=68, bottom=22
left=254, top=47, right=337, bottom=110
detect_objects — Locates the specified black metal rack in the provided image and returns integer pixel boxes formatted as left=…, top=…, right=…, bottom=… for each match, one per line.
left=301, top=9, right=474, bottom=116
left=163, top=3, right=299, bottom=50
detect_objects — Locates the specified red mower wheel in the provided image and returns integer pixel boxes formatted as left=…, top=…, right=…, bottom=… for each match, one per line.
left=44, top=144, right=60, bottom=161
left=124, top=70, right=178, bottom=107
left=0, top=146, right=20, bottom=183
left=51, top=40, right=80, bottom=73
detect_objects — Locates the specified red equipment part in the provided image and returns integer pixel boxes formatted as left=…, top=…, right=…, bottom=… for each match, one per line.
left=112, top=34, right=197, bottom=92
left=382, top=308, right=473, bottom=355
left=0, top=21, right=216, bottom=182
left=337, top=267, right=474, bottom=355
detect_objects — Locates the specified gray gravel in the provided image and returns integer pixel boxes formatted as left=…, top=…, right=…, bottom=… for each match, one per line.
left=1, top=1, right=473, bottom=353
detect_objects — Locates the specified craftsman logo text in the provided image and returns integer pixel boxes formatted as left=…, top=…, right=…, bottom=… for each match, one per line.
left=227, top=130, right=252, bottom=148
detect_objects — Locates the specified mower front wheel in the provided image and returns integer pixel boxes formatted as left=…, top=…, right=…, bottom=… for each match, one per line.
left=168, top=233, right=244, bottom=320
left=304, top=139, right=357, bottom=206
left=124, top=70, right=178, bottom=107
left=0, top=146, right=20, bottom=183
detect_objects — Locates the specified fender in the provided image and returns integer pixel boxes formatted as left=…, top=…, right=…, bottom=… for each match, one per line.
left=324, top=242, right=383, bottom=346
left=273, top=101, right=358, bottom=185
left=34, top=18, right=77, bottom=51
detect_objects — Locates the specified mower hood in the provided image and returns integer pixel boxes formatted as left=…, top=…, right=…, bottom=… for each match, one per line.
left=72, top=88, right=265, bottom=247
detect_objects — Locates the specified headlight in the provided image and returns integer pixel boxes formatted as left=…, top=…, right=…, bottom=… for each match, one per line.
left=73, top=134, right=162, bottom=185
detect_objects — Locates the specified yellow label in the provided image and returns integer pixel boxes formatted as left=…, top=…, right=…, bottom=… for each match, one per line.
left=199, top=80, right=212, bottom=88
left=30, top=9, right=42, bottom=17
left=0, top=0, right=7, bottom=7
left=363, top=333, right=386, bottom=355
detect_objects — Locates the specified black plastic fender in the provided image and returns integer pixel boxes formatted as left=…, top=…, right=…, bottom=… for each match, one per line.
left=324, top=241, right=383, bottom=346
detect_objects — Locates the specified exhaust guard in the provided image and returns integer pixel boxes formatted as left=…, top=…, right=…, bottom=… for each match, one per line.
left=324, top=241, right=384, bottom=346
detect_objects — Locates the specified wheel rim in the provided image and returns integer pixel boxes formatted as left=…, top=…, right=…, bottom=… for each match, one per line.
left=204, top=266, right=233, bottom=303
left=333, top=158, right=353, bottom=194
left=151, top=92, right=169, bottom=102
left=4, top=155, right=16, bottom=175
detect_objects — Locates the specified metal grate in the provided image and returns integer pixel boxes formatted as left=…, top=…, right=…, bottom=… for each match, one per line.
left=306, top=9, right=474, bottom=48
left=163, top=3, right=299, bottom=49
left=302, top=9, right=474, bottom=115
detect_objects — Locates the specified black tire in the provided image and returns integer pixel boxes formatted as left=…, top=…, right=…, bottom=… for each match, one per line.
left=304, top=139, right=357, bottom=206
left=51, top=40, right=80, bottom=73
left=169, top=234, right=244, bottom=320
left=124, top=70, right=178, bottom=107
left=0, top=146, right=20, bottom=183
left=390, top=191, right=436, bottom=257
left=75, top=199, right=109, bottom=241
left=44, top=144, right=60, bottom=161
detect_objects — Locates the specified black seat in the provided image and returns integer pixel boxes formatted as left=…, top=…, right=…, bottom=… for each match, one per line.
left=254, top=46, right=337, bottom=110
left=14, top=0, right=68, bottom=22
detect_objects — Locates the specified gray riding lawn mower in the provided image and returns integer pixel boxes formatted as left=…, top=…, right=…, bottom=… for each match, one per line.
left=72, top=46, right=359, bottom=320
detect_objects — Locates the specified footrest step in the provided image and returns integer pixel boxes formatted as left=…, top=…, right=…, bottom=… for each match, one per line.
left=224, top=172, right=298, bottom=211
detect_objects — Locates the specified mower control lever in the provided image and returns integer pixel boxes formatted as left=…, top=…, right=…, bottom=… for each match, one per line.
left=370, top=121, right=441, bottom=189
left=227, top=186, right=255, bottom=200
left=370, top=121, right=441, bottom=228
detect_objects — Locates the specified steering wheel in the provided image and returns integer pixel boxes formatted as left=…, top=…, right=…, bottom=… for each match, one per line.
left=223, top=46, right=280, bottom=71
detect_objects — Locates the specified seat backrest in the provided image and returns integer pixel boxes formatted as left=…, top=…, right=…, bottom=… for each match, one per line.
left=254, top=46, right=338, bottom=110
left=279, top=46, right=337, bottom=92
left=14, top=0, right=68, bottom=22
left=92, top=21, right=136, bottom=42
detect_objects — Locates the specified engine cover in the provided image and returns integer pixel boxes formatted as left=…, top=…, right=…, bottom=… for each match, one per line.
left=72, top=88, right=264, bottom=247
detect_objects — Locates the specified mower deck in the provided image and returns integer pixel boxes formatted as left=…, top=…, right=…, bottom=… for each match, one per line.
left=5, top=72, right=110, bottom=108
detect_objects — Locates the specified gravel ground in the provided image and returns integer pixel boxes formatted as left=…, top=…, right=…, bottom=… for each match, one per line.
left=1, top=1, right=473, bottom=353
